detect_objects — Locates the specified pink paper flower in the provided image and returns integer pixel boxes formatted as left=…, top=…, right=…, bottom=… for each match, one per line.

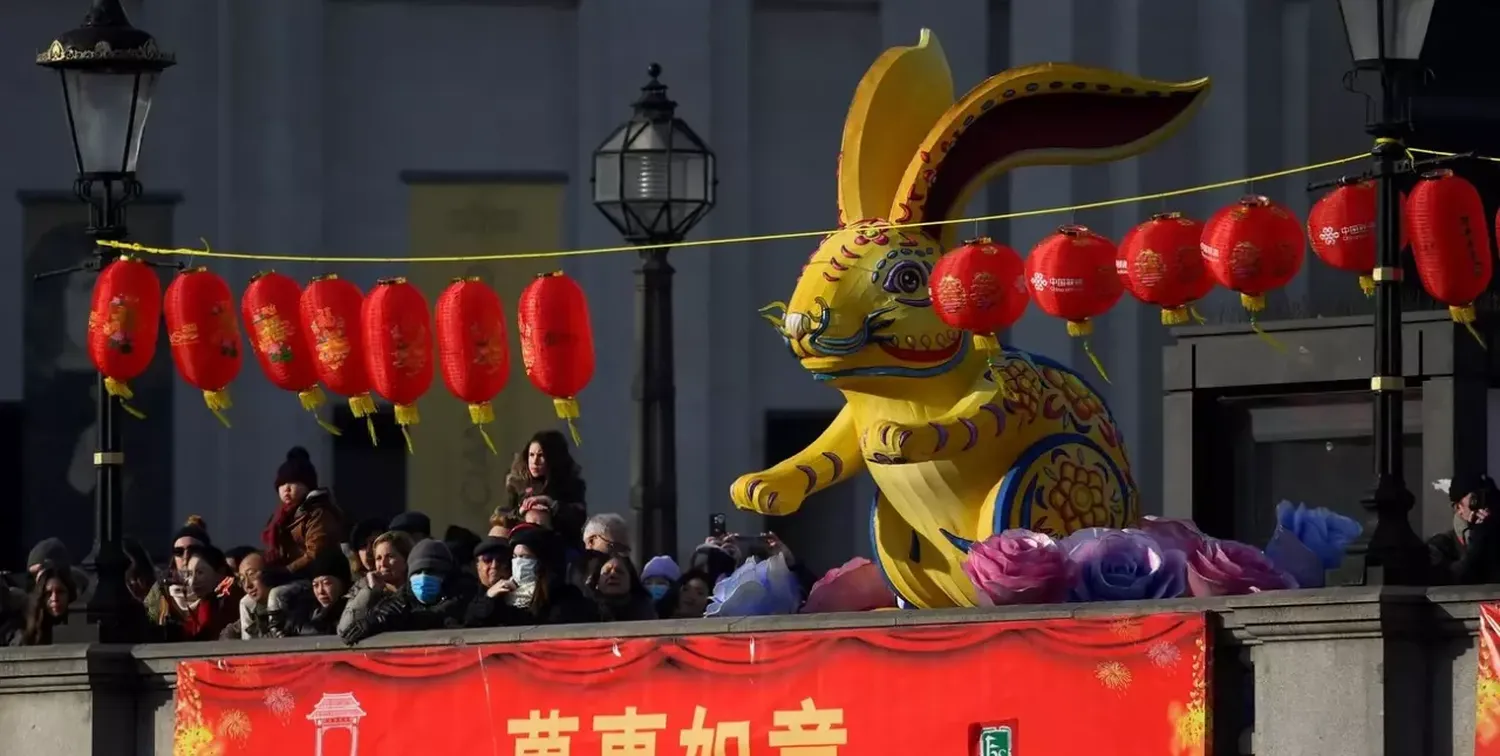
left=801, top=557, right=897, bottom=614
left=963, top=530, right=1076, bottom=605
left=1186, top=540, right=1298, bottom=596
left=1139, top=516, right=1208, bottom=556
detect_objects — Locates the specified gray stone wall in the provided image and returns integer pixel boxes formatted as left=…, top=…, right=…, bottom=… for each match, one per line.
left=0, top=586, right=1493, bottom=755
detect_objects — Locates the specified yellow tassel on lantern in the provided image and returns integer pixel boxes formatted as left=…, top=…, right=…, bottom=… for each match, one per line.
left=970, top=333, right=1017, bottom=401
left=1189, top=305, right=1208, bottom=324
left=298, top=386, right=343, bottom=436
left=393, top=404, right=420, bottom=454
left=1161, top=306, right=1191, bottom=326
left=554, top=397, right=582, bottom=446
left=468, top=402, right=498, bottom=455
left=1065, top=320, right=1111, bottom=384
left=203, top=389, right=232, bottom=428
left=1240, top=293, right=1287, bottom=352
left=348, top=393, right=378, bottom=445
left=1450, top=304, right=1487, bottom=349
left=104, top=377, right=147, bottom=419
left=1358, top=275, right=1376, bottom=297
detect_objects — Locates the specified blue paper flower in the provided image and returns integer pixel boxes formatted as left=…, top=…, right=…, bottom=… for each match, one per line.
left=705, top=553, right=803, bottom=617
left=1059, top=528, right=1186, bottom=602
left=1273, top=500, right=1362, bottom=568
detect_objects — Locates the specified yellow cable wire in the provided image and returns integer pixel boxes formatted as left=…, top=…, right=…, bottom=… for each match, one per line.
left=96, top=148, right=1479, bottom=265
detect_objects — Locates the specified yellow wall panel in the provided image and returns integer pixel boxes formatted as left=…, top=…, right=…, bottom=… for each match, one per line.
left=405, top=179, right=566, bottom=536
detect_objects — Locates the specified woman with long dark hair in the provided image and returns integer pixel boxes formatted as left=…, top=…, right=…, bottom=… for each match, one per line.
left=11, top=568, right=75, bottom=646
left=505, top=430, right=587, bottom=546
left=581, top=553, right=657, bottom=622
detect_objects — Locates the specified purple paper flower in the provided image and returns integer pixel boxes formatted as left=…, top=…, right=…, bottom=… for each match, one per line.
left=1060, top=528, right=1186, bottom=602
left=962, top=530, right=1076, bottom=606
left=1138, top=516, right=1208, bottom=556
left=1186, top=540, right=1298, bottom=596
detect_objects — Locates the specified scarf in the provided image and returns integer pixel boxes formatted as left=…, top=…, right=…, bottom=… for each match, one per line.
left=261, top=500, right=299, bottom=564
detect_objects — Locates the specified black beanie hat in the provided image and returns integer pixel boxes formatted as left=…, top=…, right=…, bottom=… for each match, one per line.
left=275, top=447, right=319, bottom=490
left=389, top=511, right=432, bottom=536
left=508, top=525, right=563, bottom=570
left=406, top=539, right=454, bottom=576
left=308, top=548, right=352, bottom=585
left=349, top=518, right=386, bottom=551
left=26, top=538, right=72, bottom=572
left=174, top=515, right=213, bottom=547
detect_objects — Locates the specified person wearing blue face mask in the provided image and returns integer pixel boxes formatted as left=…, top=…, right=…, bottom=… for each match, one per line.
left=639, top=556, right=680, bottom=603
left=340, top=538, right=477, bottom=645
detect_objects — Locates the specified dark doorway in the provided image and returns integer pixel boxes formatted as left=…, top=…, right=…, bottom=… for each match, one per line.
left=331, top=405, right=407, bottom=527
left=763, top=410, right=862, bottom=575
left=0, top=402, right=23, bottom=567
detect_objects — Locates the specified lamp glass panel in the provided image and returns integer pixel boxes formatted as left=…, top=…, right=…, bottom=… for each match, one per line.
left=63, top=69, right=156, bottom=174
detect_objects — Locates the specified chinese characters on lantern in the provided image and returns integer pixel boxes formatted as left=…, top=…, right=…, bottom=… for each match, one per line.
left=504, top=698, right=846, bottom=756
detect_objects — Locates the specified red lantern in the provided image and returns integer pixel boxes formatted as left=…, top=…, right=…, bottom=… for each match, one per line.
left=164, top=268, right=242, bottom=426
left=88, top=256, right=162, bottom=418
left=363, top=277, right=434, bottom=452
left=929, top=237, right=1029, bottom=355
left=436, top=277, right=510, bottom=454
left=1200, top=195, right=1304, bottom=318
left=1406, top=169, right=1492, bottom=330
left=518, top=271, right=595, bottom=445
left=242, top=271, right=338, bottom=433
left=1307, top=180, right=1378, bottom=295
left=1117, top=212, right=1215, bottom=326
left=1025, top=225, right=1122, bottom=380
left=301, top=274, right=378, bottom=442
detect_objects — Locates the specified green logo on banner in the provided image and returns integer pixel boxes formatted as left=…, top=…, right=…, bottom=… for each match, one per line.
left=978, top=725, right=1013, bottom=756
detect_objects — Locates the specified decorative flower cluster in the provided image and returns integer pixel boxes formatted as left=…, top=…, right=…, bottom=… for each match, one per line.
left=962, top=501, right=1361, bottom=606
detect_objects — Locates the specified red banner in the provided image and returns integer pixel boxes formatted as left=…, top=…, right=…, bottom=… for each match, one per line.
left=175, top=612, right=1209, bottom=756
left=1478, top=603, right=1500, bottom=755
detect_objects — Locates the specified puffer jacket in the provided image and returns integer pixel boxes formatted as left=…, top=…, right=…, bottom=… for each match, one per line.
left=341, top=574, right=477, bottom=644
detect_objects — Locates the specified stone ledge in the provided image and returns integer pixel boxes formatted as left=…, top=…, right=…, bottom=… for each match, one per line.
left=8, top=587, right=1498, bottom=694
left=0, top=644, right=139, bottom=695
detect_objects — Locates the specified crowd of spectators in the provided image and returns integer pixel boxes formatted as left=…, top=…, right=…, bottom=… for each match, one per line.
left=0, top=430, right=833, bottom=646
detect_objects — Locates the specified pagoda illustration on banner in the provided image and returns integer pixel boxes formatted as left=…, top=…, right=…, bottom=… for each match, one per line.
left=307, top=692, right=368, bottom=756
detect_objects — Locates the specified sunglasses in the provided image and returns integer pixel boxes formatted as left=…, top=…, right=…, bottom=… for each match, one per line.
left=173, top=547, right=191, bottom=557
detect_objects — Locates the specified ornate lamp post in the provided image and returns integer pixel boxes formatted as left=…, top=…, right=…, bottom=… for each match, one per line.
left=591, top=64, right=717, bottom=559
left=1337, top=0, right=1436, bottom=585
left=36, top=0, right=175, bottom=640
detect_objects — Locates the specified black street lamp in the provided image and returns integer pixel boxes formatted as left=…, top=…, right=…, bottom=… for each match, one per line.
left=591, top=64, right=716, bottom=559
left=1337, top=0, right=1436, bottom=585
left=36, top=0, right=175, bottom=641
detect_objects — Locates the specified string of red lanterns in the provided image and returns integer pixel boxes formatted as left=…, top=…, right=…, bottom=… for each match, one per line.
left=84, top=178, right=1498, bottom=446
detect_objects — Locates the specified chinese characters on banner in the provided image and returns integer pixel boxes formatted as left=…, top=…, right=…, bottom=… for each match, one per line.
left=1477, top=603, right=1500, bottom=755
left=175, top=613, right=1209, bottom=756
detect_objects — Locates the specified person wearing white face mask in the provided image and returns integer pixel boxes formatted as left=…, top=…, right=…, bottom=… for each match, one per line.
left=464, top=525, right=596, bottom=627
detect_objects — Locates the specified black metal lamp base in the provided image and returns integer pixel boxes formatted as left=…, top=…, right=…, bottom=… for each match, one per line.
left=1356, top=479, right=1427, bottom=586
left=53, top=572, right=148, bottom=645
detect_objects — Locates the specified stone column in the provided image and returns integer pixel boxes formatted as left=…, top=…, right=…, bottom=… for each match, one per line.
left=163, top=0, right=331, bottom=540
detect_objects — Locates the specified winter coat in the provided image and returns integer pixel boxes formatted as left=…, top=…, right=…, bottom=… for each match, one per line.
left=342, top=574, right=477, bottom=644
left=465, top=580, right=599, bottom=628
left=266, top=490, right=348, bottom=576
left=274, top=598, right=347, bottom=637
left=590, top=591, right=658, bottom=623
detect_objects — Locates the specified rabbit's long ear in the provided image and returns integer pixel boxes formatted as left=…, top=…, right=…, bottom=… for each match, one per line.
left=890, top=64, right=1211, bottom=250
left=836, top=29, right=955, bottom=225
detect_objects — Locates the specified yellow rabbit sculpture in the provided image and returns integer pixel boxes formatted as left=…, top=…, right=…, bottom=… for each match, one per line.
left=730, top=30, right=1210, bottom=608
